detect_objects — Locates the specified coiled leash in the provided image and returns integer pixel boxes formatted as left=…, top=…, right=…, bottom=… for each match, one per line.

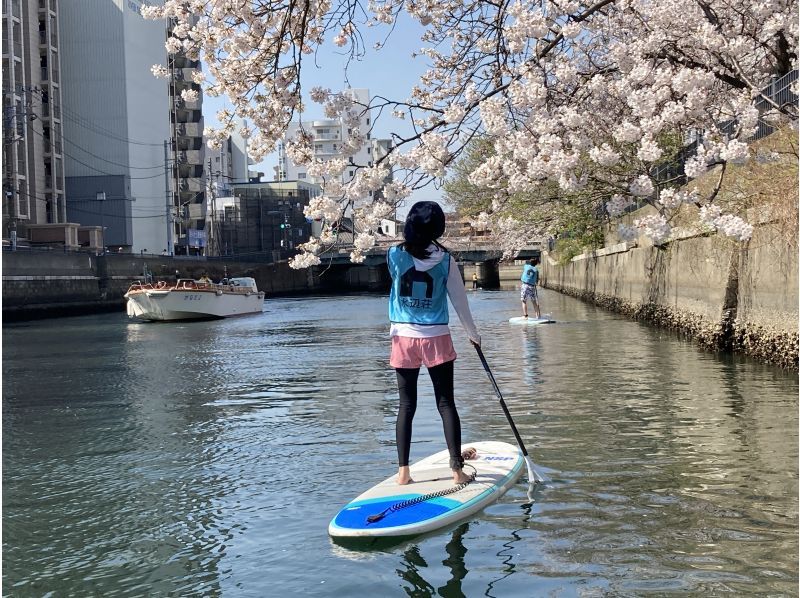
left=366, top=463, right=478, bottom=524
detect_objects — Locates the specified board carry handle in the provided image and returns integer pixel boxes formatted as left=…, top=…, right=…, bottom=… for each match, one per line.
left=474, top=344, right=546, bottom=484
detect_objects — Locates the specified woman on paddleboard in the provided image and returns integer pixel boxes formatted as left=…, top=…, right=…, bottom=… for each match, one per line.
left=387, top=201, right=481, bottom=486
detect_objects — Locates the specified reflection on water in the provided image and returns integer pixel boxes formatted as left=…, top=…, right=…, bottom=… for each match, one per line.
left=3, top=291, right=798, bottom=596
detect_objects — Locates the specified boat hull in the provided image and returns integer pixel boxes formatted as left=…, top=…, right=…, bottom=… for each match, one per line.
left=125, top=288, right=264, bottom=321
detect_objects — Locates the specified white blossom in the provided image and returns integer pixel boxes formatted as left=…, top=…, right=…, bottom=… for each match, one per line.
left=635, top=214, right=672, bottom=244
left=606, top=194, right=634, bottom=217
left=142, top=0, right=793, bottom=265
left=629, top=175, right=655, bottom=197
left=150, top=64, right=169, bottom=78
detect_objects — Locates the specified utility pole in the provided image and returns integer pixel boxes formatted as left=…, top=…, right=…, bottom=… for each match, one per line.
left=163, top=139, right=173, bottom=256
left=207, top=156, right=215, bottom=256
left=3, top=98, right=20, bottom=251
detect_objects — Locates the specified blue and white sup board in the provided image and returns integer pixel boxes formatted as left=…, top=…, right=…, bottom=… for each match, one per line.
left=508, top=316, right=556, bottom=325
left=329, top=441, right=524, bottom=538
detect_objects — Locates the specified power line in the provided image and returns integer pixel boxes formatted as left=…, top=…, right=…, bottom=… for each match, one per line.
left=23, top=96, right=167, bottom=171
left=26, top=87, right=165, bottom=147
left=12, top=187, right=167, bottom=219
left=27, top=124, right=166, bottom=179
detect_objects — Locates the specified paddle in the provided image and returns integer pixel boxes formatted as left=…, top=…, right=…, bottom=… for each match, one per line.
left=473, top=344, right=547, bottom=484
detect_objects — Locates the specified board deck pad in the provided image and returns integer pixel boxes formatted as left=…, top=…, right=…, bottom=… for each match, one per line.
left=508, top=316, right=556, bottom=325
left=329, top=441, right=524, bottom=538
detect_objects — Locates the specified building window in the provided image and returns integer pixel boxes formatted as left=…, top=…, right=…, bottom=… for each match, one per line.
left=367, top=147, right=371, bottom=154
left=367, top=117, right=370, bottom=125
left=349, top=170, right=354, bottom=177
left=367, top=132, right=371, bottom=140
left=314, top=144, right=323, bottom=151
left=298, top=173, right=306, bottom=179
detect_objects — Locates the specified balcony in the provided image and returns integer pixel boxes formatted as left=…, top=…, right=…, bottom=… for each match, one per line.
left=174, top=96, right=201, bottom=111
left=313, top=132, right=341, bottom=141
left=176, top=163, right=203, bottom=179
left=172, top=108, right=201, bottom=124
left=179, top=178, right=204, bottom=193
left=314, top=146, right=341, bottom=156
left=177, top=150, right=203, bottom=165
left=172, top=55, right=199, bottom=69
left=172, top=67, right=199, bottom=83
left=176, top=121, right=203, bottom=138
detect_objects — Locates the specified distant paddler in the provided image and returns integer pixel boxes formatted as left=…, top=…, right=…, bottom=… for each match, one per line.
left=520, top=257, right=541, bottom=319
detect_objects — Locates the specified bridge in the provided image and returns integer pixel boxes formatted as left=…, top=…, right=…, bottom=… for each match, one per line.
left=314, top=238, right=542, bottom=291
left=318, top=238, right=542, bottom=267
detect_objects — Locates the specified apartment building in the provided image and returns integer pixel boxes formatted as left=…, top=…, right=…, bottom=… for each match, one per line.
left=275, top=88, right=393, bottom=207
left=208, top=180, right=321, bottom=260
left=2, top=0, right=68, bottom=248
left=168, top=17, right=206, bottom=255
left=204, top=127, right=253, bottom=197
left=59, top=0, right=169, bottom=254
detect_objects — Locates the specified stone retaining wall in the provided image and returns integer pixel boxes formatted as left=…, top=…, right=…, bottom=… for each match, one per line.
left=540, top=224, right=798, bottom=369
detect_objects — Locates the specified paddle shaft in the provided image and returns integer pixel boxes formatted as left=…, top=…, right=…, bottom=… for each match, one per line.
left=474, top=344, right=545, bottom=483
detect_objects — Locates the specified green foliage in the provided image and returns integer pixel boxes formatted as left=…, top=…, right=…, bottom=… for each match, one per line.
left=443, top=128, right=686, bottom=253
left=549, top=202, right=606, bottom=264
left=442, top=137, right=498, bottom=216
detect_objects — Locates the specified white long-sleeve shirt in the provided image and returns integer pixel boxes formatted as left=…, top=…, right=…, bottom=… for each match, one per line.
left=389, top=245, right=481, bottom=345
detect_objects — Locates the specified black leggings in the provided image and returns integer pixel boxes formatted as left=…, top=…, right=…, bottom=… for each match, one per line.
left=395, top=360, right=461, bottom=467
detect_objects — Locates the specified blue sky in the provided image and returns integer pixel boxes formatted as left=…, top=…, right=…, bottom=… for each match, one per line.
left=202, top=14, right=448, bottom=216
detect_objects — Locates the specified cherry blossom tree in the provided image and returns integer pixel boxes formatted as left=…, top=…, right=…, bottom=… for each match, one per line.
left=142, top=0, right=798, bottom=267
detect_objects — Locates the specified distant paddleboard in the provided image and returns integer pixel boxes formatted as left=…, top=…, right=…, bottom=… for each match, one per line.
left=329, top=441, right=524, bottom=539
left=509, top=316, right=556, bottom=325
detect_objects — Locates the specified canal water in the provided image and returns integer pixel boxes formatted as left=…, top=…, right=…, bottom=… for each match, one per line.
left=3, top=290, right=798, bottom=596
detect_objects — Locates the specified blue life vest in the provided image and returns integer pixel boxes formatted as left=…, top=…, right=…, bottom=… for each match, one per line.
left=521, top=264, right=539, bottom=286
left=388, top=246, right=450, bottom=325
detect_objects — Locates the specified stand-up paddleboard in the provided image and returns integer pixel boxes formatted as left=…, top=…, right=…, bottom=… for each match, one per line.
left=329, top=441, right=524, bottom=538
left=509, top=316, right=556, bottom=325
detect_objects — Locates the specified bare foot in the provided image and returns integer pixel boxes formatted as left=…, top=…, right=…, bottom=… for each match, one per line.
left=397, top=466, right=413, bottom=485
left=452, top=469, right=472, bottom=484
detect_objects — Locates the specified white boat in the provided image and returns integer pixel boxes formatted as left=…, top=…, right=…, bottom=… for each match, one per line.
left=124, top=277, right=265, bottom=321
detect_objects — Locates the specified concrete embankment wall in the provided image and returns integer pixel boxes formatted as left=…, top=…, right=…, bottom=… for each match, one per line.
left=1, top=252, right=321, bottom=320
left=540, top=226, right=798, bottom=369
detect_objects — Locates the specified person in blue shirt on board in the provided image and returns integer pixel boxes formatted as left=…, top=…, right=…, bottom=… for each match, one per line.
left=388, top=201, right=481, bottom=486
left=520, top=257, right=541, bottom=319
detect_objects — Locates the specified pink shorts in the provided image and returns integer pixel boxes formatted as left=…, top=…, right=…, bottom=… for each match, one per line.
left=390, top=335, right=457, bottom=369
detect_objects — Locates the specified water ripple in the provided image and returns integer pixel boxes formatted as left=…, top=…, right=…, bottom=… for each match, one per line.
left=3, top=291, right=798, bottom=596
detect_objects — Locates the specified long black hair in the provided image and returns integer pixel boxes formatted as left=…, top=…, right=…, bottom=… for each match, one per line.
left=400, top=201, right=448, bottom=259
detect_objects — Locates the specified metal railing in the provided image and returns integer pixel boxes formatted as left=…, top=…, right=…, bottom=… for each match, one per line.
left=651, top=69, right=798, bottom=186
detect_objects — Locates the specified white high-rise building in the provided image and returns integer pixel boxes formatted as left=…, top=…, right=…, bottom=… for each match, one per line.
left=276, top=88, right=393, bottom=207
left=59, top=0, right=169, bottom=254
